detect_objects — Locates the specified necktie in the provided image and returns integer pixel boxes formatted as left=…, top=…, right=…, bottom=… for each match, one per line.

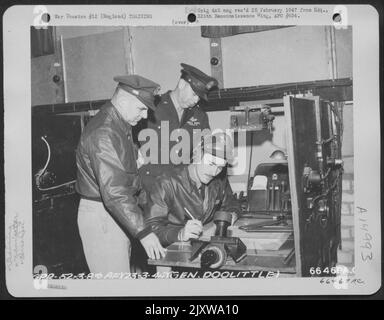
left=180, top=108, right=194, bottom=127
left=199, top=185, right=205, bottom=201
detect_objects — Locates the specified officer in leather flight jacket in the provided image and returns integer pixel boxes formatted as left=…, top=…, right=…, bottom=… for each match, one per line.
left=143, top=132, right=241, bottom=247
left=76, top=75, right=166, bottom=273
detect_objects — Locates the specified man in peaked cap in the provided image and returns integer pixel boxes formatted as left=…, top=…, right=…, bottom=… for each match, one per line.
left=180, top=63, right=218, bottom=101
left=142, top=132, right=241, bottom=247
left=76, top=75, right=166, bottom=274
left=138, top=63, right=219, bottom=191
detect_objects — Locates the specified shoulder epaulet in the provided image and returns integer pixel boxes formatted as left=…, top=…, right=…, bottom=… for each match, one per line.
left=156, top=92, right=172, bottom=106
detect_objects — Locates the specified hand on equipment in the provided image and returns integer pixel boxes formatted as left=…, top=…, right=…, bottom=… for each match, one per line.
left=178, top=220, right=203, bottom=242
left=140, top=232, right=167, bottom=260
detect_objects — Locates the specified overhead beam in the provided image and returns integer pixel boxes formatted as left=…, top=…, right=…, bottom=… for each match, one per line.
left=32, top=78, right=353, bottom=115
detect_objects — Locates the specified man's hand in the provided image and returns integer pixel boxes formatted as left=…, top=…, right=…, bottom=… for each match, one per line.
left=178, top=220, right=203, bottom=242
left=140, top=232, right=166, bottom=260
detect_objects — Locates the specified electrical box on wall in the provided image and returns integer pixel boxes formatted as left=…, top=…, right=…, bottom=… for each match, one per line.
left=229, top=105, right=275, bottom=131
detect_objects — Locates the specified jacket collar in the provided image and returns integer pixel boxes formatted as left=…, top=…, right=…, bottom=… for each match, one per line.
left=104, top=101, right=132, bottom=136
left=159, top=92, right=180, bottom=125
left=181, top=165, right=195, bottom=194
left=181, top=165, right=222, bottom=222
left=185, top=165, right=221, bottom=199
left=187, top=165, right=201, bottom=190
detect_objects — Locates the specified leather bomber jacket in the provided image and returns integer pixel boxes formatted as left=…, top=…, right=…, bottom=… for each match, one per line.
left=143, top=165, right=241, bottom=247
left=75, top=102, right=150, bottom=239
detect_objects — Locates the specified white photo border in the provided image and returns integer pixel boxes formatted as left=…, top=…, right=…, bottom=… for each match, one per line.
left=3, top=4, right=381, bottom=297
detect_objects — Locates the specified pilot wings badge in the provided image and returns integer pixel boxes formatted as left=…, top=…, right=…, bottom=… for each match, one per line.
left=186, top=117, right=201, bottom=126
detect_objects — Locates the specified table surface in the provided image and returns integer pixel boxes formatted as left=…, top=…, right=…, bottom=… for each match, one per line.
left=148, top=217, right=296, bottom=273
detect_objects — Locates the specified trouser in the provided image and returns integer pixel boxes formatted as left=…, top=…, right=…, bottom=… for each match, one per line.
left=77, top=198, right=131, bottom=274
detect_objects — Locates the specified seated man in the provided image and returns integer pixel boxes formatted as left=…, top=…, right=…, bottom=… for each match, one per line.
left=143, top=132, right=240, bottom=250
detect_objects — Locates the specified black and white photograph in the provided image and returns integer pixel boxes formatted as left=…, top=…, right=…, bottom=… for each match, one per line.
left=3, top=5, right=381, bottom=297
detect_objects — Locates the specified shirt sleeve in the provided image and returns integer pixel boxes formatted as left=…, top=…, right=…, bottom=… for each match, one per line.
left=87, top=129, right=151, bottom=239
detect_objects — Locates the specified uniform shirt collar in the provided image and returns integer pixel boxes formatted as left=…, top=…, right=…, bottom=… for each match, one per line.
left=169, top=90, right=184, bottom=114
